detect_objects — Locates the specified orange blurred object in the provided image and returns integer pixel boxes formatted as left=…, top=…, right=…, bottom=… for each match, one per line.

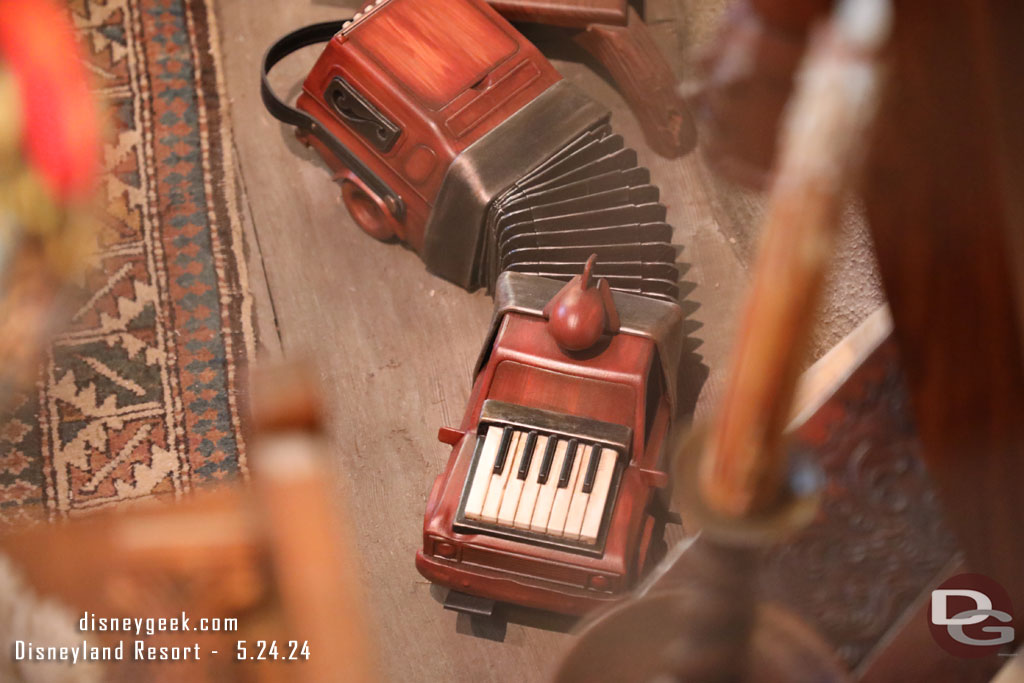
left=0, top=0, right=101, bottom=201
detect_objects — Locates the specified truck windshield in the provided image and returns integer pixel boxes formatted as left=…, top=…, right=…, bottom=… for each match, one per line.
left=487, top=360, right=635, bottom=429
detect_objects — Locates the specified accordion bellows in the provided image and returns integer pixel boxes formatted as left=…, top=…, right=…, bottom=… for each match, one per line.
left=479, top=119, right=679, bottom=304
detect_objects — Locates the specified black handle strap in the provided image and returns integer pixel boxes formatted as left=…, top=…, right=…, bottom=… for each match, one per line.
left=261, top=20, right=405, bottom=219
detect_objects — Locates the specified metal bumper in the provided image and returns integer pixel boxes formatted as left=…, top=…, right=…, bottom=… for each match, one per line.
left=415, top=550, right=620, bottom=616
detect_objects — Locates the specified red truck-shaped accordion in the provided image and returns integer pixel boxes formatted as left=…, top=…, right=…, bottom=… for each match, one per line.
left=418, top=269, right=682, bottom=614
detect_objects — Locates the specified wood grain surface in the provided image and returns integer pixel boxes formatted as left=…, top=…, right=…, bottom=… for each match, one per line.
left=863, top=0, right=1024, bottom=632
left=215, top=0, right=874, bottom=680
left=572, top=6, right=697, bottom=157
left=488, top=0, right=628, bottom=29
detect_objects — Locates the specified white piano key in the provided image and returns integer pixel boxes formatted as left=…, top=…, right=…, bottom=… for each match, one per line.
left=530, top=439, right=566, bottom=532
left=562, top=445, right=594, bottom=539
left=546, top=443, right=584, bottom=536
left=579, top=447, right=618, bottom=544
left=513, top=435, right=548, bottom=529
left=463, top=426, right=505, bottom=521
left=481, top=431, right=521, bottom=523
left=496, top=434, right=530, bottom=526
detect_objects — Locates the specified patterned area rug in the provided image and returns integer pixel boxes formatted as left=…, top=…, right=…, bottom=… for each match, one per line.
left=0, top=0, right=255, bottom=523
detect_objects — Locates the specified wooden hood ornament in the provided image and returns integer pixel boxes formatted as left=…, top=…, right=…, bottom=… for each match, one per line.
left=543, top=255, right=620, bottom=351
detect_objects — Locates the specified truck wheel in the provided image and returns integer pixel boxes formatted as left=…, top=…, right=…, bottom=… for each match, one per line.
left=341, top=179, right=396, bottom=241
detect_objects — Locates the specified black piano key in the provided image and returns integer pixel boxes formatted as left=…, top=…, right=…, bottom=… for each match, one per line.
left=537, top=437, right=558, bottom=484
left=582, top=446, right=602, bottom=494
left=558, top=439, right=580, bottom=487
left=517, top=430, right=538, bottom=480
left=492, top=426, right=514, bottom=474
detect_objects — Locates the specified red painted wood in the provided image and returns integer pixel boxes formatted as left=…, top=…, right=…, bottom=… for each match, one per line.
left=296, top=0, right=560, bottom=248
left=417, top=311, right=671, bottom=614
left=487, top=362, right=636, bottom=427
left=572, top=6, right=696, bottom=158
left=543, top=261, right=619, bottom=351
left=353, top=0, right=519, bottom=111
left=484, top=0, right=696, bottom=158
left=863, top=0, right=1024, bottom=642
left=488, top=0, right=628, bottom=29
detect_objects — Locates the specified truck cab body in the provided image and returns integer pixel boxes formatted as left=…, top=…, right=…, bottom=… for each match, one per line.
left=416, top=272, right=681, bottom=614
left=296, top=0, right=560, bottom=246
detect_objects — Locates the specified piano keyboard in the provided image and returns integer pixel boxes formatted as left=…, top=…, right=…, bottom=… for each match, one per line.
left=458, top=404, right=629, bottom=550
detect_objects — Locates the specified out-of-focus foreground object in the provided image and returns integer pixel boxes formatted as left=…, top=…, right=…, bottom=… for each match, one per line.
left=558, top=0, right=889, bottom=679
left=561, top=0, right=1024, bottom=677
left=860, top=0, right=1024, bottom=666
left=694, top=0, right=830, bottom=188
left=0, top=0, right=100, bottom=408
left=695, top=0, right=887, bottom=520
left=0, top=362, right=378, bottom=682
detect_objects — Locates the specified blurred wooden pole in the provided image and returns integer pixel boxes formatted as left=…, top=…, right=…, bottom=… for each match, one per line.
left=558, top=4, right=891, bottom=681
left=249, top=364, right=378, bottom=683
left=698, top=0, right=890, bottom=518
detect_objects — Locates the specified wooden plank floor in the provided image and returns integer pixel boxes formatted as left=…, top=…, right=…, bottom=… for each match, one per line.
left=213, top=1, right=880, bottom=680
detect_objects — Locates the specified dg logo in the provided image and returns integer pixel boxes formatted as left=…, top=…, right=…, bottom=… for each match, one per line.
left=929, top=573, right=1016, bottom=658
